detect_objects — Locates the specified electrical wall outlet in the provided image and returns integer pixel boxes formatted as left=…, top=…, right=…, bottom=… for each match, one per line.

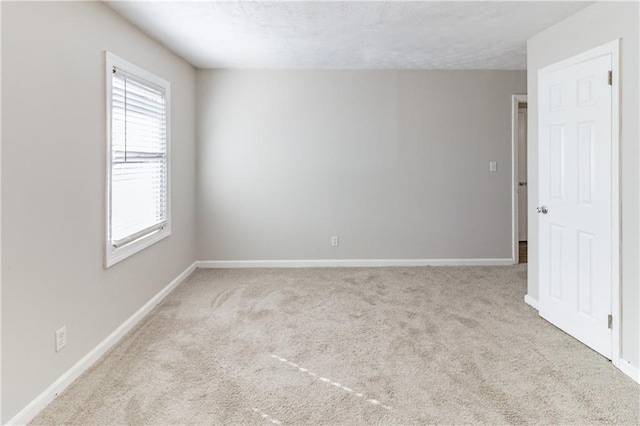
left=56, top=326, right=67, bottom=352
left=489, top=161, right=497, bottom=172
left=331, top=236, right=339, bottom=247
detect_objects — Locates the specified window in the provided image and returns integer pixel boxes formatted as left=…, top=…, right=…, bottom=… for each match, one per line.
left=105, top=52, right=171, bottom=267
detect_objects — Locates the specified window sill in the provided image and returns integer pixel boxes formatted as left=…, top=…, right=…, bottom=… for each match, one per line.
left=105, top=226, right=171, bottom=268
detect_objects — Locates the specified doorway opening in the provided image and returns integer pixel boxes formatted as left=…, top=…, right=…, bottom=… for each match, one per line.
left=511, top=94, right=528, bottom=264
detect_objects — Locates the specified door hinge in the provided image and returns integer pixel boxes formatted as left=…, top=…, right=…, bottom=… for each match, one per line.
left=608, top=314, right=613, bottom=329
left=608, top=70, right=613, bottom=86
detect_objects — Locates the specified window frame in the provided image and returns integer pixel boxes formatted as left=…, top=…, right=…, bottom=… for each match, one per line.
left=105, top=51, right=171, bottom=268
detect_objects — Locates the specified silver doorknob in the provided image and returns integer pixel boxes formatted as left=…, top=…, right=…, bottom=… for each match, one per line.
left=537, top=206, right=549, bottom=214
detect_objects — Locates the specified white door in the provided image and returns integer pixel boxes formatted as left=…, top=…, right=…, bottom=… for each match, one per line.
left=518, top=107, right=528, bottom=241
left=538, top=48, right=614, bottom=359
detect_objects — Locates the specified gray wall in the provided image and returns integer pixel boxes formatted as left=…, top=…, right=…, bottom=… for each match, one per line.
left=1, top=2, right=197, bottom=422
left=527, top=1, right=639, bottom=366
left=197, top=70, right=526, bottom=261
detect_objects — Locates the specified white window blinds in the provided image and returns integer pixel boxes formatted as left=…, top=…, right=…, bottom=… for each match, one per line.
left=110, top=67, right=168, bottom=248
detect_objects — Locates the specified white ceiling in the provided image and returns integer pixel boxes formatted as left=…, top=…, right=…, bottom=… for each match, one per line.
left=106, top=1, right=593, bottom=70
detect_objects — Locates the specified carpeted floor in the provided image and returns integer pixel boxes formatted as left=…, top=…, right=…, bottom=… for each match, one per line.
left=33, top=265, right=639, bottom=425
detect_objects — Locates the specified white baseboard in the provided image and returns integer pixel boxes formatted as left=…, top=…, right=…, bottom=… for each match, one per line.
left=617, top=358, right=640, bottom=384
left=524, top=294, right=538, bottom=310
left=6, top=261, right=197, bottom=426
left=197, top=258, right=514, bottom=268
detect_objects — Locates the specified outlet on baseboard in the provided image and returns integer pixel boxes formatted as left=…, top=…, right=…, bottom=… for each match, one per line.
left=56, top=326, right=67, bottom=352
left=331, top=236, right=339, bottom=247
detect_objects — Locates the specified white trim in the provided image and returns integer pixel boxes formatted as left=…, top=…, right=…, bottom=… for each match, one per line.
left=511, top=94, right=528, bottom=265
left=6, top=261, right=197, bottom=426
left=608, top=40, right=621, bottom=369
left=197, top=258, right=514, bottom=268
left=524, top=294, right=539, bottom=310
left=104, top=51, right=172, bottom=268
left=0, top=3, right=4, bottom=423
left=617, top=359, right=640, bottom=385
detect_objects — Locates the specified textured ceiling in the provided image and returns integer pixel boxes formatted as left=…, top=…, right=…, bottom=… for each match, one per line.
left=106, top=1, right=593, bottom=70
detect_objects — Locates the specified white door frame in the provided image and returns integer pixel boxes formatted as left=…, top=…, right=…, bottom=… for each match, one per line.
left=537, top=39, right=620, bottom=367
left=511, top=94, right=528, bottom=264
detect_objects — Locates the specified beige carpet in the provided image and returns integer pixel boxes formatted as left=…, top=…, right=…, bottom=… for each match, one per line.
left=33, top=265, right=639, bottom=425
